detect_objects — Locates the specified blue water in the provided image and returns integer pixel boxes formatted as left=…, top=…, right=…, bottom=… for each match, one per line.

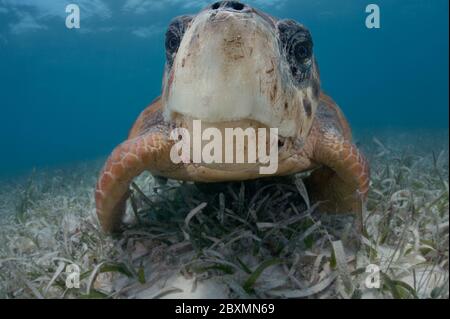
left=0, top=0, right=448, bottom=177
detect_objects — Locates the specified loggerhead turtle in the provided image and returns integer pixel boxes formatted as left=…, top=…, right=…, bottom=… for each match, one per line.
left=95, top=1, right=370, bottom=233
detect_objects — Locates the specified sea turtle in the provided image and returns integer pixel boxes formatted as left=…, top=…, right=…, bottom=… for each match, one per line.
left=95, top=1, right=370, bottom=233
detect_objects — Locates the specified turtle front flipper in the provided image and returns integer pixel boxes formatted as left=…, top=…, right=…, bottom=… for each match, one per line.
left=306, top=131, right=370, bottom=218
left=95, top=132, right=174, bottom=233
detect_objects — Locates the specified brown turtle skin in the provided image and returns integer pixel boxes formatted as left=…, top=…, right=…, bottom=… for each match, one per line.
left=95, top=3, right=370, bottom=234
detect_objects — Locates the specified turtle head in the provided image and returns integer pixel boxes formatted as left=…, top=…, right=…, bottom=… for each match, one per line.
left=162, top=1, right=321, bottom=140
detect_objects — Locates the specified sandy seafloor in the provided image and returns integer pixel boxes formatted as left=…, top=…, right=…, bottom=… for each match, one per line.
left=0, top=129, right=448, bottom=299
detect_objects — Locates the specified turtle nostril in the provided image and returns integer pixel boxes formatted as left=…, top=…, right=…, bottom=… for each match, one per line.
left=228, top=1, right=245, bottom=10
left=211, top=1, right=246, bottom=11
left=211, top=2, right=221, bottom=10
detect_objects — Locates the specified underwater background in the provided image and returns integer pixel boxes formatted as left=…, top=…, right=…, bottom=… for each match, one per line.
left=0, top=0, right=448, bottom=177
left=0, top=0, right=449, bottom=300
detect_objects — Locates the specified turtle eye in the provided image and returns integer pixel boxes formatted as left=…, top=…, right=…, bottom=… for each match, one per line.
left=277, top=19, right=314, bottom=84
left=165, top=32, right=181, bottom=54
left=165, top=15, right=193, bottom=65
left=293, top=42, right=312, bottom=64
left=285, top=30, right=313, bottom=65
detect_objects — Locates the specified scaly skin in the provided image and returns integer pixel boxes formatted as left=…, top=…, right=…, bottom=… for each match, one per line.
left=307, top=94, right=370, bottom=215
left=95, top=131, right=174, bottom=233
left=95, top=93, right=370, bottom=233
